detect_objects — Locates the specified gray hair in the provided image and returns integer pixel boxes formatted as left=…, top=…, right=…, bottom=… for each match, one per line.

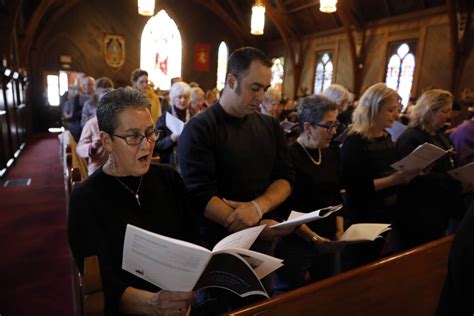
left=263, top=88, right=281, bottom=105
left=409, top=89, right=453, bottom=129
left=191, top=87, right=205, bottom=105
left=298, top=95, right=338, bottom=130
left=97, top=87, right=151, bottom=135
left=322, top=84, right=350, bottom=109
left=169, top=82, right=191, bottom=106
left=350, top=83, right=400, bottom=139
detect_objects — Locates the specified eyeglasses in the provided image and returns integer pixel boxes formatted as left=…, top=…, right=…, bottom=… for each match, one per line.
left=314, top=122, right=341, bottom=133
left=113, top=129, right=161, bottom=146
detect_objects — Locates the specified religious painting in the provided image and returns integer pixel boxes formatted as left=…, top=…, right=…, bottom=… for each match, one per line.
left=193, top=43, right=210, bottom=72
left=104, top=35, right=125, bottom=70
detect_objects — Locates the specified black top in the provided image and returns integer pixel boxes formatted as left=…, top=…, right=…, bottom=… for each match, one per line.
left=282, top=142, right=343, bottom=238
left=178, top=103, right=295, bottom=247
left=154, top=106, right=189, bottom=167
left=67, top=164, right=198, bottom=315
left=437, top=201, right=474, bottom=315
left=395, top=127, right=464, bottom=234
left=340, top=132, right=398, bottom=223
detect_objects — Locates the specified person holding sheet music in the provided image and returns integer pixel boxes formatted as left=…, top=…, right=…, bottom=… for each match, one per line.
left=275, top=95, right=344, bottom=292
left=68, top=88, right=198, bottom=316
left=154, top=82, right=191, bottom=169
left=339, top=83, right=421, bottom=269
left=178, top=47, right=295, bottom=312
left=395, top=89, right=468, bottom=250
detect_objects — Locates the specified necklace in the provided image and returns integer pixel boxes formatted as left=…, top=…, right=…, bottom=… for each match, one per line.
left=115, top=175, right=143, bottom=207
left=298, top=141, right=322, bottom=165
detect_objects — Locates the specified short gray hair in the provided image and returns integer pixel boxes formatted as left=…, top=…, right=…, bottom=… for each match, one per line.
left=298, top=95, right=338, bottom=130
left=97, top=87, right=151, bottom=135
left=322, top=84, right=350, bottom=109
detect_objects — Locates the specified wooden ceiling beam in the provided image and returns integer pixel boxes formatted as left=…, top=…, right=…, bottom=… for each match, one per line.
left=226, top=0, right=250, bottom=35
left=337, top=0, right=367, bottom=95
left=189, top=0, right=249, bottom=46
left=21, top=0, right=56, bottom=56
left=446, top=0, right=473, bottom=96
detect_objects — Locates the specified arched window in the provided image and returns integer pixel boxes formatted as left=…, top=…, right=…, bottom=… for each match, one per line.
left=271, top=57, right=284, bottom=91
left=140, top=10, right=182, bottom=90
left=385, top=41, right=416, bottom=111
left=216, top=41, right=228, bottom=91
left=313, top=52, right=333, bottom=94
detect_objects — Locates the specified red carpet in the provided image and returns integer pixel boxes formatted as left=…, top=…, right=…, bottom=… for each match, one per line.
left=0, top=133, right=74, bottom=315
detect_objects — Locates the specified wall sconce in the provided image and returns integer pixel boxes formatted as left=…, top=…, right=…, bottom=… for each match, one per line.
left=251, top=0, right=265, bottom=35
left=138, top=0, right=155, bottom=16
left=320, top=0, right=337, bottom=13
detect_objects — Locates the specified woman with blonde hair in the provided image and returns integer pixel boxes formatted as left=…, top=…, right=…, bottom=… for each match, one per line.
left=340, top=83, right=420, bottom=269
left=396, top=89, right=468, bottom=250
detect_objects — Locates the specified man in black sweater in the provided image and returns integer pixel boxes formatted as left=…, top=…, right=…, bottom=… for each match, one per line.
left=179, top=47, right=295, bottom=249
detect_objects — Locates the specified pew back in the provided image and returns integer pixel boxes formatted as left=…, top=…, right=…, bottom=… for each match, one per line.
left=225, top=236, right=452, bottom=316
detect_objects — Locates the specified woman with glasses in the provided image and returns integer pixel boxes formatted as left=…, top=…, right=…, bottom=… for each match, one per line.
left=68, top=88, right=197, bottom=315
left=275, top=95, right=344, bottom=292
left=339, top=83, right=420, bottom=269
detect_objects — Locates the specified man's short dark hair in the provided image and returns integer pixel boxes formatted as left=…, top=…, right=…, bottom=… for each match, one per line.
left=298, top=95, right=338, bottom=130
left=97, top=87, right=151, bottom=135
left=226, top=47, right=273, bottom=82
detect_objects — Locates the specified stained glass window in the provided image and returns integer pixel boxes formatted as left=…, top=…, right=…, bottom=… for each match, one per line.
left=216, top=41, right=228, bottom=91
left=140, top=10, right=182, bottom=90
left=271, top=57, right=284, bottom=91
left=314, top=52, right=333, bottom=94
left=385, top=41, right=416, bottom=111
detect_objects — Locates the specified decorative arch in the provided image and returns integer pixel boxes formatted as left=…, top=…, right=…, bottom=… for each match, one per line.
left=216, top=41, right=228, bottom=91
left=140, top=10, right=182, bottom=90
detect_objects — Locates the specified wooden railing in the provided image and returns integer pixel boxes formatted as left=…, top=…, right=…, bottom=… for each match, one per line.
left=224, top=236, right=453, bottom=316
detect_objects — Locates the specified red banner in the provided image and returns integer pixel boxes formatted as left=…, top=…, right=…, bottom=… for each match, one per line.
left=193, top=43, right=210, bottom=72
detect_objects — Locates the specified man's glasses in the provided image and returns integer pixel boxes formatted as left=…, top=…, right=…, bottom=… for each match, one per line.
left=113, top=129, right=161, bottom=146
left=314, top=122, right=340, bottom=133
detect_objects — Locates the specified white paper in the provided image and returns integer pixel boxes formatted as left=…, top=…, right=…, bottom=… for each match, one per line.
left=165, top=112, right=184, bottom=135
left=448, top=162, right=474, bottom=183
left=213, top=225, right=266, bottom=252
left=122, top=224, right=211, bottom=291
left=270, top=204, right=343, bottom=229
left=391, top=142, right=450, bottom=172
left=340, top=223, right=391, bottom=242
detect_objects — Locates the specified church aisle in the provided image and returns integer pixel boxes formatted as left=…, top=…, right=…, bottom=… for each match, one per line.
left=0, top=133, right=74, bottom=315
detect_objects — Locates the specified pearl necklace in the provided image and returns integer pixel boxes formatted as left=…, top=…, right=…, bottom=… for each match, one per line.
left=298, top=141, right=322, bottom=165
left=114, top=175, right=143, bottom=207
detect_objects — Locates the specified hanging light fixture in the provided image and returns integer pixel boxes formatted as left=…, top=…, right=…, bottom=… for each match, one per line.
left=138, top=0, right=155, bottom=16
left=251, top=0, right=265, bottom=35
left=320, top=0, right=337, bottom=13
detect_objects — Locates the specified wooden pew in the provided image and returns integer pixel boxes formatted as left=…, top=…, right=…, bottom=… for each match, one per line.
left=224, top=236, right=453, bottom=316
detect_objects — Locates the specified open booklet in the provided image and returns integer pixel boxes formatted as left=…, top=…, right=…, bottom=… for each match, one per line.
left=165, top=112, right=185, bottom=134
left=448, top=162, right=474, bottom=183
left=122, top=224, right=283, bottom=298
left=270, top=204, right=343, bottom=230
left=391, top=142, right=454, bottom=172
left=338, top=223, right=391, bottom=243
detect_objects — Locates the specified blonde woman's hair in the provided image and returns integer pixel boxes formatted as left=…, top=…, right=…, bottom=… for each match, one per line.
left=408, top=89, right=453, bottom=129
left=349, top=83, right=399, bottom=139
